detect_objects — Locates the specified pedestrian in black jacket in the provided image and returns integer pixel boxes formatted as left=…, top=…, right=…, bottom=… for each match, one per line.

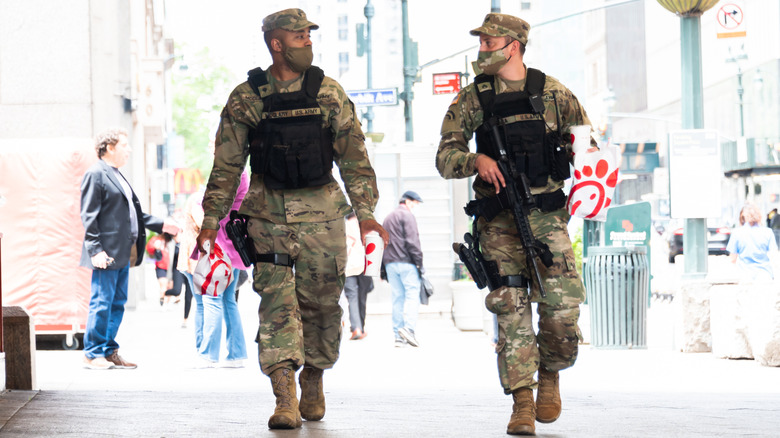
left=79, top=128, right=165, bottom=370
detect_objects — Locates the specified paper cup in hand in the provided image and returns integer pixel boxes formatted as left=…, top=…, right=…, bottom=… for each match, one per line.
left=363, top=233, right=384, bottom=277
left=569, top=125, right=592, bottom=155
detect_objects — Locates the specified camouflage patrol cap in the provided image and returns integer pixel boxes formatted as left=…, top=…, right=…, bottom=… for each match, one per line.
left=469, top=13, right=530, bottom=45
left=262, top=8, right=319, bottom=33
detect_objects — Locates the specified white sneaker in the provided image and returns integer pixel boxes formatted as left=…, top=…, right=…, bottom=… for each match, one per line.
left=194, top=357, right=216, bottom=369
left=83, top=356, right=114, bottom=370
left=398, top=327, right=419, bottom=347
left=221, top=359, right=244, bottom=368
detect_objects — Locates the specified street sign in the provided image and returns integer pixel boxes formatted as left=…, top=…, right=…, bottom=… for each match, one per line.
left=346, top=88, right=398, bottom=106
left=432, top=72, right=461, bottom=95
left=668, top=129, right=722, bottom=219
left=716, top=2, right=746, bottom=39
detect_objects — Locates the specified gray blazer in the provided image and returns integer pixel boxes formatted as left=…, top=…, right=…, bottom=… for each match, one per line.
left=79, top=159, right=163, bottom=269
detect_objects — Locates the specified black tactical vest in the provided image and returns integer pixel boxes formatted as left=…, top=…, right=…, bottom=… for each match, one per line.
left=474, top=68, right=569, bottom=187
left=246, top=66, right=334, bottom=190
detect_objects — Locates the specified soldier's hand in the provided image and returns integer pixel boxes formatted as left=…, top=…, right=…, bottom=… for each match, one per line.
left=196, top=229, right=218, bottom=255
left=359, top=219, right=389, bottom=247
left=475, top=153, right=505, bottom=194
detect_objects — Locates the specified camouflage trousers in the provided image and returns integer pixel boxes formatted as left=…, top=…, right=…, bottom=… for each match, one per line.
left=247, top=217, right=346, bottom=376
left=479, top=207, right=585, bottom=394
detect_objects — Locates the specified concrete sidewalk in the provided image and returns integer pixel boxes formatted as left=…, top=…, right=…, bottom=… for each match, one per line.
left=2, top=282, right=779, bottom=436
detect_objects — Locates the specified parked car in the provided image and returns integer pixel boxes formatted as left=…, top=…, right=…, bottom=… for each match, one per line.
left=665, top=218, right=732, bottom=263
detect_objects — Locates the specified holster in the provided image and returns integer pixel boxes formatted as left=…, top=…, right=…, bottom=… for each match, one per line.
left=224, top=211, right=295, bottom=268
left=453, top=230, right=529, bottom=292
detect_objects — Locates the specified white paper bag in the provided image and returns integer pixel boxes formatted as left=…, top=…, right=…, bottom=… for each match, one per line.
left=192, top=241, right=233, bottom=297
left=566, top=145, right=621, bottom=222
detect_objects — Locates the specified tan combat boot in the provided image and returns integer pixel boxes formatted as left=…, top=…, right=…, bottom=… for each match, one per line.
left=299, top=366, right=326, bottom=421
left=535, top=368, right=561, bottom=423
left=268, top=368, right=302, bottom=429
left=507, top=387, right=536, bottom=435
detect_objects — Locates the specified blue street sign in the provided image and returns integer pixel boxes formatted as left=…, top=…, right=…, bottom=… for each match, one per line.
left=346, top=88, right=398, bottom=106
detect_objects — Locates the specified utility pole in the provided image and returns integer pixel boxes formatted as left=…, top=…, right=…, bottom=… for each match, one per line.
left=726, top=48, right=748, bottom=138
left=680, top=12, right=707, bottom=279
left=364, top=0, right=374, bottom=134
left=658, top=0, right=720, bottom=279
left=400, top=0, right=418, bottom=142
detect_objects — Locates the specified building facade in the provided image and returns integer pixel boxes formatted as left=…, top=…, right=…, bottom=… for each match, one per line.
left=0, top=0, right=175, bottom=307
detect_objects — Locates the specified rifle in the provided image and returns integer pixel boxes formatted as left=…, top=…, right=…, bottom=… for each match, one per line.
left=484, top=117, right=554, bottom=298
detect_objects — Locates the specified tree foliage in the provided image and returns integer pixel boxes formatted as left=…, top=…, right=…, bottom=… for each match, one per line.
left=171, top=46, right=236, bottom=179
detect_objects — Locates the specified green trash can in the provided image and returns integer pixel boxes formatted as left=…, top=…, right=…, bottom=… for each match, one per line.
left=584, top=246, right=649, bottom=349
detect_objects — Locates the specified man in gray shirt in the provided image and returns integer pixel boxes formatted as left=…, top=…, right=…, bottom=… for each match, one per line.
left=381, top=191, right=424, bottom=347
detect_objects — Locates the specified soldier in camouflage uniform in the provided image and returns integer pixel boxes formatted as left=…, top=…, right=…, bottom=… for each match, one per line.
left=436, top=13, right=594, bottom=436
left=196, top=8, right=388, bottom=430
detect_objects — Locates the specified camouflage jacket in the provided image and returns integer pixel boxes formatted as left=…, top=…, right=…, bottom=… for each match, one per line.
left=436, top=67, right=593, bottom=199
left=201, top=68, right=379, bottom=230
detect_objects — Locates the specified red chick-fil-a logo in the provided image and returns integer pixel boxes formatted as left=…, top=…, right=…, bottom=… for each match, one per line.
left=567, top=158, right=619, bottom=219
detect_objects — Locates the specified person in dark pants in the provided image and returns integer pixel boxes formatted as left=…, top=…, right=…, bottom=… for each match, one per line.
left=182, top=268, right=194, bottom=326
left=343, top=275, right=373, bottom=339
left=343, top=212, right=374, bottom=340
left=79, top=128, right=165, bottom=370
left=174, top=190, right=204, bottom=328
left=162, top=238, right=187, bottom=305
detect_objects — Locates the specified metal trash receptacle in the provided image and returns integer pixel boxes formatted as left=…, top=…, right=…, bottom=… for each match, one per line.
left=584, top=246, right=649, bottom=349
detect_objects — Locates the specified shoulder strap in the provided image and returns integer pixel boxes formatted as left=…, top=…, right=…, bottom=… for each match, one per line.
left=526, top=68, right=547, bottom=115
left=303, top=66, right=325, bottom=99
left=247, top=67, right=268, bottom=96
left=248, top=66, right=324, bottom=99
left=525, top=68, right=546, bottom=97
left=474, top=73, right=495, bottom=118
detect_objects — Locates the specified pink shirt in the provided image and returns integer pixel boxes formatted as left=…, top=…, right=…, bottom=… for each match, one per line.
left=216, top=172, right=250, bottom=270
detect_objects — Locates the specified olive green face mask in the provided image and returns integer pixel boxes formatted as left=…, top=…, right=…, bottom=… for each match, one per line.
left=283, top=45, right=313, bottom=73
left=475, top=41, right=512, bottom=75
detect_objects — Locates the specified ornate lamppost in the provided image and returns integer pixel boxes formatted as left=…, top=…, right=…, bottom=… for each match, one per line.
left=656, top=0, right=719, bottom=279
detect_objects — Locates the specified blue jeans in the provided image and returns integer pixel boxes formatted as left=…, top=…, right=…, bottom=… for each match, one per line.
left=185, top=272, right=204, bottom=349
left=190, top=269, right=247, bottom=362
left=222, top=268, right=247, bottom=361
left=386, top=262, right=421, bottom=337
left=83, top=264, right=129, bottom=359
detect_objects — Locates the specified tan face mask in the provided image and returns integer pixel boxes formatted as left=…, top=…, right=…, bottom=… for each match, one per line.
left=283, top=45, right=313, bottom=73
left=475, top=41, right=513, bottom=75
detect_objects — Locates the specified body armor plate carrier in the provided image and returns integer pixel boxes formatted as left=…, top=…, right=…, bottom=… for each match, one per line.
left=247, top=66, right=334, bottom=190
left=474, top=68, right=569, bottom=187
